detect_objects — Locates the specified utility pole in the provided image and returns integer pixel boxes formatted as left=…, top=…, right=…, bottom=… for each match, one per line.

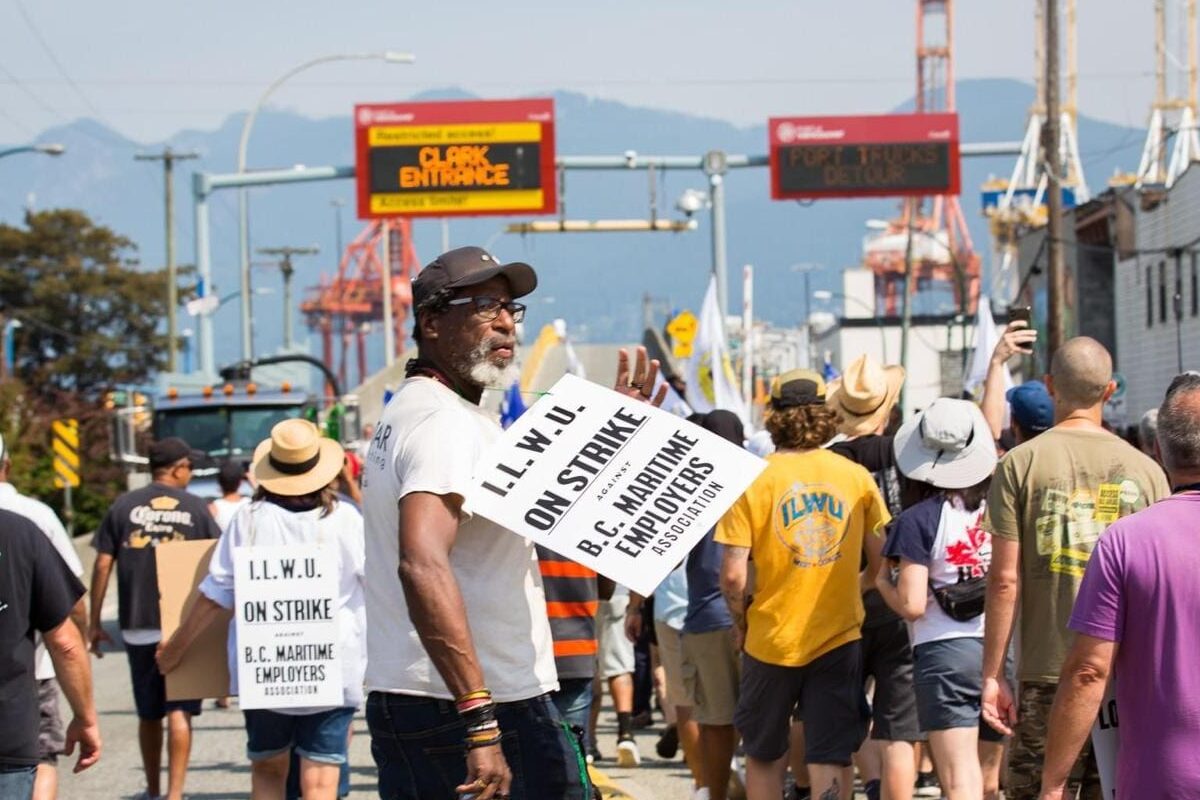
left=1044, top=0, right=1067, bottom=355
left=331, top=199, right=345, bottom=261
left=136, top=147, right=199, bottom=372
left=257, top=246, right=319, bottom=351
left=899, top=200, right=916, bottom=413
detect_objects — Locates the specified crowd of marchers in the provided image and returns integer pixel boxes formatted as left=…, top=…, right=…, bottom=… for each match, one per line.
left=1, top=244, right=1198, bottom=800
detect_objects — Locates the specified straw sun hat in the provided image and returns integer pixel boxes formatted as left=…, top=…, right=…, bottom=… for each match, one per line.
left=252, top=419, right=344, bottom=497
left=825, top=355, right=906, bottom=437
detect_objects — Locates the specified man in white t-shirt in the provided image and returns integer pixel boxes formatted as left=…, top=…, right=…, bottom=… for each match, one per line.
left=0, top=435, right=87, bottom=800
left=362, top=246, right=664, bottom=800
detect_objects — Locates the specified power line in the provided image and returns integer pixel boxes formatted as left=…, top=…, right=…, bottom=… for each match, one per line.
left=12, top=0, right=106, bottom=120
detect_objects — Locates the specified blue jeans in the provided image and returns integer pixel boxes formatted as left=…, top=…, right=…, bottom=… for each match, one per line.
left=552, top=677, right=594, bottom=743
left=0, top=764, right=36, bottom=800
left=366, top=692, right=588, bottom=800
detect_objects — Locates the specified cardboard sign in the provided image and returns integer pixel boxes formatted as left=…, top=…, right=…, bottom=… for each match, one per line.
left=157, top=540, right=230, bottom=701
left=468, top=374, right=765, bottom=596
left=233, top=544, right=342, bottom=710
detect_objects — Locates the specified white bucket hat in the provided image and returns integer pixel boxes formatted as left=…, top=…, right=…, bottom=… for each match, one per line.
left=252, top=419, right=344, bottom=497
left=893, top=398, right=997, bottom=489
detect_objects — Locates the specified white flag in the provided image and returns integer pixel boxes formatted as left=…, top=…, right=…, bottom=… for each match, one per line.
left=963, top=296, right=1012, bottom=396
left=682, top=276, right=749, bottom=424
left=553, top=318, right=587, bottom=379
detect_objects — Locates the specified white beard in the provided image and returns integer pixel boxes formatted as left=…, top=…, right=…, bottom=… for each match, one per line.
left=462, top=339, right=519, bottom=389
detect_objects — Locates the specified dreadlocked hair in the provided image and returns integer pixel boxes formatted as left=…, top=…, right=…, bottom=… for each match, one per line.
left=764, top=404, right=841, bottom=450
left=411, top=287, right=455, bottom=342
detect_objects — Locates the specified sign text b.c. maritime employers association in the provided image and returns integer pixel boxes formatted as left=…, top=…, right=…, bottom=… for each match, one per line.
left=354, top=98, right=556, bottom=218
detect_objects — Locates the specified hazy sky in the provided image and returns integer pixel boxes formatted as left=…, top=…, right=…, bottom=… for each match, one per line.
left=0, top=0, right=1167, bottom=145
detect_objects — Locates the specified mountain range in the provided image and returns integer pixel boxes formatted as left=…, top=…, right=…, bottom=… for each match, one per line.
left=0, top=78, right=1148, bottom=377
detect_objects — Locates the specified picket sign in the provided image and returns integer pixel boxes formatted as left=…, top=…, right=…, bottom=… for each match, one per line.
left=1091, top=679, right=1119, bottom=799
left=233, top=544, right=342, bottom=710
left=468, top=374, right=766, bottom=597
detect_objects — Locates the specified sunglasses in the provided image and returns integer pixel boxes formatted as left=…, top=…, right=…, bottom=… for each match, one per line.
left=445, top=295, right=526, bottom=323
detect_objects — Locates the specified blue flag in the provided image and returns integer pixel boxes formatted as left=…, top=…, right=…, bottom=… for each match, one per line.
left=499, top=381, right=527, bottom=429
left=822, top=357, right=840, bottom=382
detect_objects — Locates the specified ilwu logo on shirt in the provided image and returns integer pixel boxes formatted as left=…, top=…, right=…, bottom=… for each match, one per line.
left=774, top=482, right=848, bottom=568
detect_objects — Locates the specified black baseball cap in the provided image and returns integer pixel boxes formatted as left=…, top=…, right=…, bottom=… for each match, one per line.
left=411, top=246, right=537, bottom=310
left=771, top=369, right=828, bottom=409
left=149, top=437, right=204, bottom=470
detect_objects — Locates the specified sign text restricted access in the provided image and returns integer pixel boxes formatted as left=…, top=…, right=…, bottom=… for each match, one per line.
left=468, top=374, right=765, bottom=597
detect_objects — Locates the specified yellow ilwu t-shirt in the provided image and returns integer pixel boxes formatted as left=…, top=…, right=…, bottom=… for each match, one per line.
left=716, top=449, right=890, bottom=668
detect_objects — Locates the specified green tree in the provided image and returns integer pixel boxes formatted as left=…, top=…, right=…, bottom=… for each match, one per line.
left=0, top=209, right=168, bottom=394
left=0, top=210, right=175, bottom=532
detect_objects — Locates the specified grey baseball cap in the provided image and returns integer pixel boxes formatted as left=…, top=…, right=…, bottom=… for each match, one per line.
left=411, top=246, right=537, bottom=309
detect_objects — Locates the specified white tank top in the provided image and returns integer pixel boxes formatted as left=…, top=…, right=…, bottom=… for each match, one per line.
left=211, top=496, right=249, bottom=532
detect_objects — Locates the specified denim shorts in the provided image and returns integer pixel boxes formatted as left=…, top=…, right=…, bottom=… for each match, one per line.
left=0, top=764, right=36, bottom=800
left=551, top=677, right=594, bottom=742
left=912, top=637, right=1005, bottom=743
left=366, top=692, right=588, bottom=800
left=244, top=706, right=356, bottom=765
left=126, top=643, right=202, bottom=721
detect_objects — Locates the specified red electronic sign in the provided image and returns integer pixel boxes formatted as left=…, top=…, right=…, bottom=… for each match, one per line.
left=768, top=113, right=960, bottom=200
left=354, top=98, right=556, bottom=219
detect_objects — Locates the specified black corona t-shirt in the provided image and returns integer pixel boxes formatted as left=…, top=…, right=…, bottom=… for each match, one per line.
left=0, top=509, right=85, bottom=765
left=93, top=483, right=220, bottom=631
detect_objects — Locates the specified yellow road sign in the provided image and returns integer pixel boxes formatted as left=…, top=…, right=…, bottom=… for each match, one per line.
left=52, top=418, right=80, bottom=488
left=666, top=310, right=698, bottom=344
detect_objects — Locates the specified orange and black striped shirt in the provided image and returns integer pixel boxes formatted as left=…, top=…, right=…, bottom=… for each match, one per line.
left=536, top=545, right=598, bottom=680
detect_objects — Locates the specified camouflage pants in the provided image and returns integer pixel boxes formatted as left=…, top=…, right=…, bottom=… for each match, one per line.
left=1005, top=681, right=1103, bottom=800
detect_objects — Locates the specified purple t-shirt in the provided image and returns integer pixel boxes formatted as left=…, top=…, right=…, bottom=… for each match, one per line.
left=1068, top=493, right=1200, bottom=798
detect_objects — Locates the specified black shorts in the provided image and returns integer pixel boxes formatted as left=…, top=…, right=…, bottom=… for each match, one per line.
left=125, top=643, right=202, bottom=721
left=861, top=617, right=924, bottom=742
left=734, top=641, right=869, bottom=765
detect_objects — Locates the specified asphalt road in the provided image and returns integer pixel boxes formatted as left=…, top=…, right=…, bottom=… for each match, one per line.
left=58, top=537, right=696, bottom=799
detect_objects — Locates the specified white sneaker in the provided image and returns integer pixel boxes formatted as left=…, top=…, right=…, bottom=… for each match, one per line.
left=692, top=787, right=712, bottom=800
left=616, top=736, right=641, bottom=767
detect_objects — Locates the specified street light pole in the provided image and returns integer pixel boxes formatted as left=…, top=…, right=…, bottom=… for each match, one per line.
left=236, top=51, right=415, bottom=361
left=0, top=143, right=65, bottom=161
left=703, top=151, right=730, bottom=316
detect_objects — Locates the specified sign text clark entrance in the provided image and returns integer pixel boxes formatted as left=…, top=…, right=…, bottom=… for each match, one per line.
left=355, top=98, right=556, bottom=218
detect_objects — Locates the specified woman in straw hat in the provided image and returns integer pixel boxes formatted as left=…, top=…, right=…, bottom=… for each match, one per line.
left=873, top=399, right=1004, bottom=800
left=158, top=419, right=366, bottom=800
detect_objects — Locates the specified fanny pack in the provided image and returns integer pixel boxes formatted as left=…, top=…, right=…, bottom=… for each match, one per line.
left=929, top=576, right=986, bottom=621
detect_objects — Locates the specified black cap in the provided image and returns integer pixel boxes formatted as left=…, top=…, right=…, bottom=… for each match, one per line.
left=771, top=369, right=828, bottom=409
left=149, top=437, right=204, bottom=470
left=411, top=246, right=537, bottom=310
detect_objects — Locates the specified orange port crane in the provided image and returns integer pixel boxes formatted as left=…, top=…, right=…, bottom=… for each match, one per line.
left=863, top=0, right=981, bottom=316
left=300, top=219, right=420, bottom=392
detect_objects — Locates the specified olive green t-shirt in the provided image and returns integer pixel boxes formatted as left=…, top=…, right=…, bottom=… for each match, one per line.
left=982, top=426, right=1170, bottom=682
